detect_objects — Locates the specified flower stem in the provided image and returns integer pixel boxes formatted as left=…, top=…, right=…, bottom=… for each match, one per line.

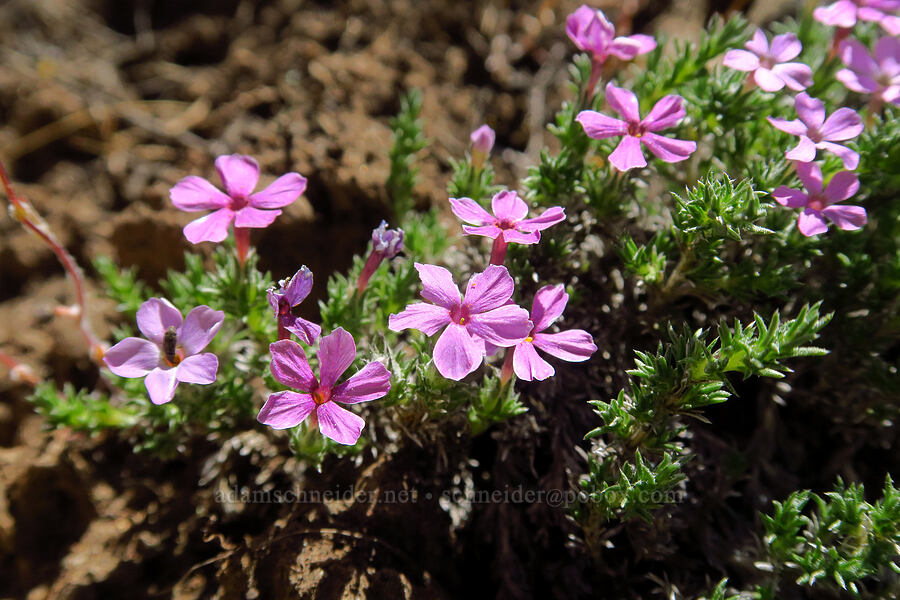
left=500, top=349, right=515, bottom=386
left=489, top=237, right=508, bottom=265
left=234, top=227, right=251, bottom=268
left=355, top=250, right=384, bottom=296
left=0, top=159, right=105, bottom=364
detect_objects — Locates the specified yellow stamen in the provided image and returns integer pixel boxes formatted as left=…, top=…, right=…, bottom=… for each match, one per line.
left=525, top=336, right=533, bottom=343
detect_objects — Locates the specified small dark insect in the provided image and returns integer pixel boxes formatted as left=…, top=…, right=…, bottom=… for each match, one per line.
left=163, top=326, right=179, bottom=365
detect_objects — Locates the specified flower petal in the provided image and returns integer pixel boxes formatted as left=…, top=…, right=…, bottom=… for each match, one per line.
left=169, top=176, right=230, bottom=212
left=318, top=327, right=356, bottom=389
left=814, top=0, right=859, bottom=28
left=234, top=207, right=281, bottom=228
left=772, top=186, right=809, bottom=208
left=754, top=67, right=787, bottom=92
left=257, top=390, right=317, bottom=429
left=605, top=83, right=641, bottom=123
left=608, top=36, right=647, bottom=60
left=875, top=36, right=900, bottom=71
left=466, top=304, right=532, bottom=347
left=513, top=342, right=555, bottom=381
left=784, top=136, right=818, bottom=163
left=723, top=49, right=760, bottom=72
left=415, top=263, right=461, bottom=309
left=608, top=136, right=647, bottom=171
left=316, top=401, right=365, bottom=445
left=388, top=303, right=451, bottom=336
left=822, top=205, right=867, bottom=230
left=576, top=110, right=627, bottom=139
left=532, top=330, right=598, bottom=362
left=825, top=171, right=860, bottom=203
left=331, top=361, right=391, bottom=404
left=767, top=117, right=807, bottom=136
left=285, top=316, right=322, bottom=345
left=840, top=39, right=879, bottom=78
left=449, top=197, right=494, bottom=225
left=491, top=190, right=529, bottom=222
left=179, top=305, right=224, bottom=355
left=771, top=63, right=813, bottom=91
left=269, top=340, right=317, bottom=391
left=249, top=173, right=306, bottom=209
left=836, top=68, right=874, bottom=94
left=433, top=323, right=484, bottom=380
left=183, top=208, right=234, bottom=244
left=820, top=108, right=863, bottom=141
left=462, top=265, right=514, bottom=314
left=137, top=298, right=183, bottom=346
left=175, top=353, right=218, bottom=384
left=770, top=32, right=802, bottom=62
left=517, top=207, right=566, bottom=232
left=878, top=14, right=900, bottom=36
left=797, top=209, right=829, bottom=236
left=641, top=133, right=696, bottom=163
left=501, top=228, right=541, bottom=244
left=284, top=266, right=314, bottom=306
left=104, top=337, right=160, bottom=377
left=215, top=154, right=259, bottom=198
left=745, top=28, right=770, bottom=55
left=795, top=93, right=826, bottom=129
left=530, top=284, right=568, bottom=333
left=817, top=141, right=859, bottom=170
left=642, top=95, right=686, bottom=131
left=461, top=224, right=503, bottom=239
left=145, top=367, right=179, bottom=405
left=795, top=161, right=824, bottom=195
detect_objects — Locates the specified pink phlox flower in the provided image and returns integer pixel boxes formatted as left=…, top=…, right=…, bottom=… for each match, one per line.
left=837, top=37, right=900, bottom=105
left=371, top=220, right=404, bottom=259
left=449, top=190, right=566, bottom=245
left=388, top=264, right=532, bottom=380
left=576, top=83, right=697, bottom=172
left=170, top=154, right=307, bottom=244
left=258, top=328, right=391, bottom=445
left=104, top=298, right=224, bottom=405
left=814, top=0, right=900, bottom=35
left=767, top=93, right=863, bottom=170
left=470, top=124, right=496, bottom=154
left=773, top=162, right=866, bottom=236
left=267, top=266, right=321, bottom=344
left=512, top=285, right=598, bottom=381
left=565, top=5, right=656, bottom=65
left=723, top=29, right=814, bottom=92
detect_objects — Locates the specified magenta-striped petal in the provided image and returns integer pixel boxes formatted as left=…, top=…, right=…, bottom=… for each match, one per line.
left=462, top=224, right=503, bottom=239
left=772, top=186, right=809, bottom=208
left=822, top=205, right=867, bottom=230
left=234, top=206, right=281, bottom=228
left=501, top=228, right=541, bottom=244
left=175, top=353, right=218, bottom=384
left=641, top=133, right=696, bottom=163
left=491, top=190, right=529, bottom=222
left=533, top=330, right=598, bottom=362
left=179, top=305, right=224, bottom=355
left=215, top=154, right=259, bottom=198
left=512, top=342, right=555, bottom=381
left=388, top=303, right=451, bottom=336
left=331, top=362, right=391, bottom=404
left=785, top=136, right=818, bottom=163
left=466, top=304, right=532, bottom=347
left=183, top=208, right=234, bottom=244
left=284, top=266, right=314, bottom=305
left=169, top=176, right=230, bottom=211
left=104, top=337, right=160, bottom=377
left=723, top=49, right=760, bottom=72
left=249, top=173, right=306, bottom=209
left=316, top=401, right=365, bottom=445
left=605, top=83, right=641, bottom=123
left=269, top=340, right=317, bottom=391
left=797, top=209, right=829, bottom=236
left=772, top=63, right=813, bottom=91
left=415, top=263, right=461, bottom=309
left=745, top=28, right=770, bottom=55
left=643, top=95, right=686, bottom=131
left=531, top=284, right=568, bottom=333
left=825, top=171, right=860, bottom=203
left=318, top=327, right=356, bottom=389
left=576, top=110, right=627, bottom=139
left=285, top=316, right=321, bottom=345
left=257, top=390, right=317, bottom=429
left=608, top=136, right=647, bottom=171
left=462, top=265, right=514, bottom=313
left=145, top=367, right=179, bottom=405
left=517, top=207, right=566, bottom=232
left=136, top=298, right=183, bottom=346
left=449, top=197, right=494, bottom=225
left=433, top=323, right=484, bottom=380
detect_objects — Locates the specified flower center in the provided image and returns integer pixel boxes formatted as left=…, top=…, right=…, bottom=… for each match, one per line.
left=451, top=305, right=471, bottom=327
left=496, top=218, right=516, bottom=230
left=525, top=336, right=533, bottom=343
left=162, top=326, right=183, bottom=367
left=312, top=389, right=330, bottom=405
left=808, top=195, right=826, bottom=212
left=278, top=296, right=292, bottom=317
left=806, top=126, right=822, bottom=143
left=229, top=194, right=249, bottom=211
left=627, top=121, right=645, bottom=137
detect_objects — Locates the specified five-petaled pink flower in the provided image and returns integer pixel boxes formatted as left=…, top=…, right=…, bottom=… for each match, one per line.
left=450, top=191, right=566, bottom=265
left=767, top=93, right=863, bottom=170
left=258, top=329, right=391, bottom=445
left=267, top=266, right=321, bottom=343
left=388, top=264, right=532, bottom=380
left=837, top=37, right=900, bottom=106
left=773, top=162, right=866, bottom=236
left=814, top=0, right=900, bottom=35
left=723, top=29, right=813, bottom=92
left=566, top=5, right=656, bottom=65
left=512, top=285, right=597, bottom=381
left=170, top=154, right=307, bottom=250
left=576, top=83, right=697, bottom=172
left=104, top=298, right=224, bottom=405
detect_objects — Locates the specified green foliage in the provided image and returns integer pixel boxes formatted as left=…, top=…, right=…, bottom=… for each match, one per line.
left=94, top=256, right=152, bottom=320
left=387, top=89, right=428, bottom=216
left=29, top=382, right=137, bottom=432
left=467, top=373, right=527, bottom=436
left=447, top=156, right=499, bottom=204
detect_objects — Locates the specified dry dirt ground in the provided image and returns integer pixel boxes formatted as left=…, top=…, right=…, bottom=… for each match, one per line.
left=0, top=1, right=801, bottom=599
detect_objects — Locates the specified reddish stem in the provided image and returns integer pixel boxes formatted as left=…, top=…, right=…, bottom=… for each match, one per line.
left=355, top=250, right=384, bottom=296
left=500, top=349, right=515, bottom=386
left=234, top=227, right=251, bottom=267
left=489, top=237, right=508, bottom=265
left=0, top=159, right=105, bottom=364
